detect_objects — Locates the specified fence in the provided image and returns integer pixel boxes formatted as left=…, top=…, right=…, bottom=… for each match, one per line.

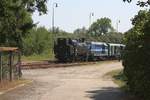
left=0, top=47, right=22, bottom=82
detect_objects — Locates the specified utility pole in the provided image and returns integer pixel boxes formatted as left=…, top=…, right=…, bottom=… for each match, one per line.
left=51, top=2, right=59, bottom=59
left=89, top=12, right=94, bottom=27
left=52, top=2, right=58, bottom=34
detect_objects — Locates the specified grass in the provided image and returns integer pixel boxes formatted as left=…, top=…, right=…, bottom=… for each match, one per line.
left=105, top=69, right=128, bottom=91
left=22, top=53, right=55, bottom=62
left=105, top=70, right=142, bottom=100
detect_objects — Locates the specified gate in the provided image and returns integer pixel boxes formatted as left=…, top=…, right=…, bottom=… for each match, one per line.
left=0, top=47, right=22, bottom=82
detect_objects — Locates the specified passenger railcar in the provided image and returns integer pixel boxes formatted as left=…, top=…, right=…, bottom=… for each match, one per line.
left=108, top=43, right=125, bottom=59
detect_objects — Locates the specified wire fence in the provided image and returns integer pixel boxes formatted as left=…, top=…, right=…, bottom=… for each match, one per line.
left=0, top=48, right=22, bottom=82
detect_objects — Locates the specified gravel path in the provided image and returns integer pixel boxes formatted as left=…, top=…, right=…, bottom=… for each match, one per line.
left=0, top=61, right=127, bottom=100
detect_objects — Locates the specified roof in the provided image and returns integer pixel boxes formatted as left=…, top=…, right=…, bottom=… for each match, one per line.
left=0, top=47, right=18, bottom=52
left=90, top=42, right=108, bottom=46
left=108, top=43, right=125, bottom=46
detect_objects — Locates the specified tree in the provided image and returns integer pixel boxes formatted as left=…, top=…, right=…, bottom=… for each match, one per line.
left=0, top=0, right=47, bottom=48
left=101, top=32, right=124, bottom=43
left=123, top=10, right=150, bottom=100
left=123, top=0, right=150, bottom=7
left=23, top=27, right=52, bottom=55
left=74, top=27, right=87, bottom=35
left=88, top=17, right=114, bottom=36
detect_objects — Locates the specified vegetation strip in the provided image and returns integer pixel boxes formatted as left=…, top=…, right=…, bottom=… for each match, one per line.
left=0, top=80, right=33, bottom=95
left=104, top=69, right=127, bottom=90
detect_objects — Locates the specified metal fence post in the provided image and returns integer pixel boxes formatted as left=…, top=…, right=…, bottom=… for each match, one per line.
left=0, top=52, right=2, bottom=82
left=18, top=51, right=22, bottom=78
left=9, top=51, right=13, bottom=82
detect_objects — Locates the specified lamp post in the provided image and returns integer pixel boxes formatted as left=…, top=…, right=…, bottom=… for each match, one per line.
left=52, top=2, right=58, bottom=58
left=52, top=2, right=58, bottom=34
left=89, top=12, right=94, bottom=27
left=116, top=20, right=120, bottom=32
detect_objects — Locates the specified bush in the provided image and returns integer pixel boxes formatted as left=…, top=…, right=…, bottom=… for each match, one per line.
left=123, top=10, right=150, bottom=99
left=22, top=27, right=53, bottom=56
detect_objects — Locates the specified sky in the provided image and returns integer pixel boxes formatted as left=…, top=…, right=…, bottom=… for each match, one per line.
left=32, top=0, right=147, bottom=33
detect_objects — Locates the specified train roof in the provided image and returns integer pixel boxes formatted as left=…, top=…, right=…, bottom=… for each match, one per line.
left=108, top=43, right=125, bottom=46
left=90, top=42, right=108, bottom=46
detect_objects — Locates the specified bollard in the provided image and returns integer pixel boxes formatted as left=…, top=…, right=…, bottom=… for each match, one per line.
left=0, top=52, right=2, bottom=82
left=9, top=51, right=13, bottom=82
left=18, top=51, right=22, bottom=78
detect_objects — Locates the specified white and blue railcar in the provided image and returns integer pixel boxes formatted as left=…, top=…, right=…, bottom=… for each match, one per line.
left=108, top=43, right=125, bottom=58
left=88, top=42, right=109, bottom=59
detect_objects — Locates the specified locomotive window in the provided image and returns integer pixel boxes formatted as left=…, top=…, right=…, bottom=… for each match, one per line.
left=96, top=45, right=102, bottom=49
left=91, top=45, right=102, bottom=49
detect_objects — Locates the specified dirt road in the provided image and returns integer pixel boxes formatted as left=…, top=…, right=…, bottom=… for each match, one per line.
left=0, top=61, right=127, bottom=100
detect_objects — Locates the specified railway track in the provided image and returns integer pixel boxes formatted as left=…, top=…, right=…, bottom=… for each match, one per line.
left=21, top=60, right=97, bottom=69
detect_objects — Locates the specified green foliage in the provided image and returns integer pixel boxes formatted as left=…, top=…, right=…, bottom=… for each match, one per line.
left=85, top=32, right=124, bottom=44
left=86, top=17, right=123, bottom=43
left=123, top=0, right=150, bottom=7
left=22, top=53, right=54, bottom=61
left=73, top=27, right=89, bottom=39
left=82, top=17, right=124, bottom=43
left=105, top=69, right=127, bottom=90
left=88, top=17, right=114, bottom=36
left=23, top=27, right=53, bottom=56
left=94, top=32, right=124, bottom=43
left=123, top=10, right=150, bottom=100
left=74, top=27, right=87, bottom=35
left=0, top=0, right=47, bottom=48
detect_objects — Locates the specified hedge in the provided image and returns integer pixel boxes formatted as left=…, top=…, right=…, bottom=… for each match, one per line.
left=123, top=10, right=150, bottom=100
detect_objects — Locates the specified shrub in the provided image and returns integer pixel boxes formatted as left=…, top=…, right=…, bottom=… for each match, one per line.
left=22, top=27, right=53, bottom=56
left=123, top=10, right=150, bottom=99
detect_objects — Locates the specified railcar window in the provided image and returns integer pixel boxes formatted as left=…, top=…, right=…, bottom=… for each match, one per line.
left=102, top=45, right=108, bottom=54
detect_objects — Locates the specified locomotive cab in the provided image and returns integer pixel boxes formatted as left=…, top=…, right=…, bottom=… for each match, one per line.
left=54, top=38, right=74, bottom=62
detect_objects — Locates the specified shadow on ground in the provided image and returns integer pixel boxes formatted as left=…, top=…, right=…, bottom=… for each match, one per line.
left=86, top=87, right=134, bottom=100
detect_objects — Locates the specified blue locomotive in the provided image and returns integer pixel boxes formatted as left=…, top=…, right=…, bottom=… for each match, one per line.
left=88, top=42, right=125, bottom=60
left=54, top=38, right=125, bottom=62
